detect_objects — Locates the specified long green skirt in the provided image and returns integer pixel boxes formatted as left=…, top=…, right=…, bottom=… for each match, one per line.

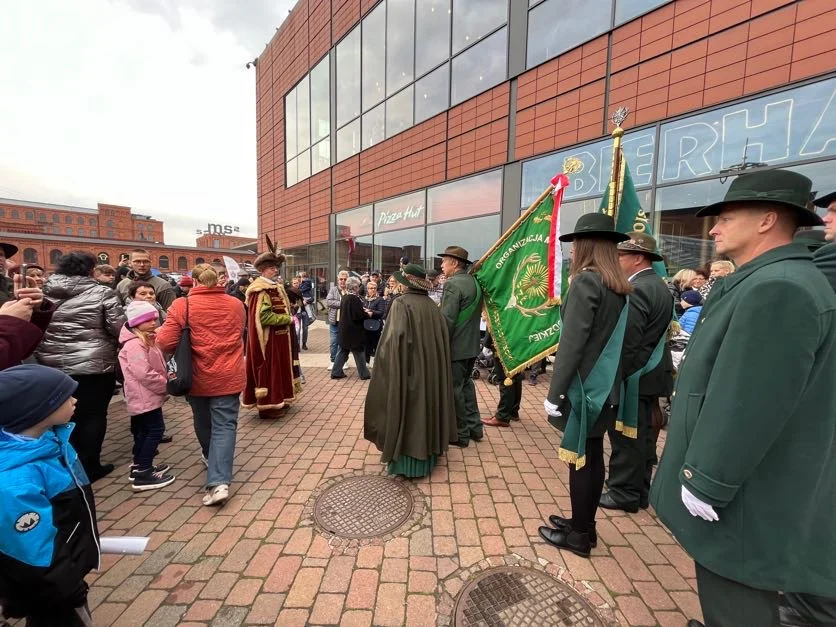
left=387, top=455, right=437, bottom=478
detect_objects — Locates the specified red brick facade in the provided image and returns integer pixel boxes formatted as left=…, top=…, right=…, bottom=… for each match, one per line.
left=195, top=234, right=259, bottom=250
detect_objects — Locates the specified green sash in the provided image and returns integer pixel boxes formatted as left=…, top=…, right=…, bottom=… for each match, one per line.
left=616, top=332, right=666, bottom=437
left=455, top=275, right=483, bottom=327
left=557, top=299, right=629, bottom=469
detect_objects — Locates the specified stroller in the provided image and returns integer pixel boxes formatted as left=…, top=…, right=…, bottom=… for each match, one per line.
left=472, top=336, right=500, bottom=384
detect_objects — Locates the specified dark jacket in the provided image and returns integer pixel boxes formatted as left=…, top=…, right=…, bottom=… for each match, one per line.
left=813, top=241, right=836, bottom=292
left=0, top=301, right=55, bottom=370
left=364, top=295, right=386, bottom=321
left=439, top=270, right=482, bottom=361
left=547, top=270, right=627, bottom=416
left=338, top=292, right=367, bottom=351
left=622, top=268, right=674, bottom=397
left=115, top=271, right=175, bottom=311
left=0, top=274, right=12, bottom=305
left=0, top=424, right=100, bottom=617
left=650, top=244, right=836, bottom=597
left=300, top=278, right=314, bottom=303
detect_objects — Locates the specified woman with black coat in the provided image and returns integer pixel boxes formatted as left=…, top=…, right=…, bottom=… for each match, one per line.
left=362, top=280, right=386, bottom=363
left=331, top=277, right=372, bottom=380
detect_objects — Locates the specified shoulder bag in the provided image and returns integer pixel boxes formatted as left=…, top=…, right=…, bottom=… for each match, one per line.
left=166, top=298, right=193, bottom=396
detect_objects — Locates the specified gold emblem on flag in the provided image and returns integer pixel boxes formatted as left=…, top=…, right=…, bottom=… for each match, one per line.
left=505, top=253, right=551, bottom=317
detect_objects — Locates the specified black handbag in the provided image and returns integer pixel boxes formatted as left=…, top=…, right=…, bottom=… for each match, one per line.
left=165, top=299, right=192, bottom=396
left=363, top=319, right=381, bottom=332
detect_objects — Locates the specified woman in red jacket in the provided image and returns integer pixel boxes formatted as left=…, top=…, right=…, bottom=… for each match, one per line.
left=156, top=264, right=245, bottom=507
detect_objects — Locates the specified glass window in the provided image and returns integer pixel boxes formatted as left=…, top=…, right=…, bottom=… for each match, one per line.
left=49, top=249, right=62, bottom=264
left=296, top=75, right=311, bottom=153
left=297, top=149, right=311, bottom=181
left=527, top=0, right=612, bottom=69
left=107, top=230, right=114, bottom=238
left=52, top=214, right=59, bottom=223
left=286, top=157, right=299, bottom=187
left=373, top=226, right=424, bottom=277
left=65, top=227, right=72, bottom=235
left=38, top=213, right=46, bottom=222
left=178, top=256, right=188, bottom=270
left=52, top=225, right=60, bottom=234
left=90, top=230, right=97, bottom=237
left=310, top=56, right=330, bottom=144
left=374, top=190, right=426, bottom=232
left=312, top=138, right=331, bottom=175
left=107, top=219, right=114, bottom=227
left=336, top=205, right=374, bottom=237
left=386, top=86, right=413, bottom=139
left=284, top=246, right=310, bottom=279
left=0, top=208, right=4, bottom=218
left=451, top=27, right=507, bottom=106
left=77, top=228, right=84, bottom=237
left=787, top=160, right=836, bottom=221
left=415, top=62, right=449, bottom=124
left=452, top=0, right=507, bottom=55
left=77, top=216, right=84, bottom=224
left=426, top=214, right=500, bottom=270
left=362, top=102, right=385, bottom=150
left=64, top=215, right=71, bottom=223
left=285, top=86, right=298, bottom=158
left=159, top=255, right=170, bottom=269
left=416, top=0, right=451, bottom=77
left=362, top=3, right=386, bottom=112
left=337, top=119, right=361, bottom=162
left=11, top=209, right=19, bottom=219
left=337, top=235, right=373, bottom=272
left=195, top=256, right=205, bottom=265
left=428, top=169, right=503, bottom=223
left=616, top=0, right=670, bottom=25
left=336, top=27, right=361, bottom=126
left=89, top=217, right=96, bottom=225
left=386, top=0, right=415, bottom=97
left=25, top=211, right=33, bottom=220
left=23, top=248, right=38, bottom=263
left=656, top=181, right=722, bottom=272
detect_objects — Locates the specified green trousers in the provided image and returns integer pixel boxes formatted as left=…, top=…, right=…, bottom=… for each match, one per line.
left=451, top=358, right=482, bottom=442
left=492, top=360, right=522, bottom=422
left=606, top=396, right=658, bottom=507
left=695, top=563, right=779, bottom=626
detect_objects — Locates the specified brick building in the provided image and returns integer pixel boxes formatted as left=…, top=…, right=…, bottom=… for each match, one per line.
left=0, top=198, right=257, bottom=272
left=195, top=233, right=259, bottom=250
left=257, top=0, right=835, bottom=282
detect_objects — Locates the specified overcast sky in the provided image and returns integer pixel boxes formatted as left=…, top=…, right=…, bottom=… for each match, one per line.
left=0, top=0, right=294, bottom=246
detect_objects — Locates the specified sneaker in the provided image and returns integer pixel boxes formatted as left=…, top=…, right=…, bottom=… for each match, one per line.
left=203, top=484, right=229, bottom=506
left=129, top=462, right=171, bottom=482
left=200, top=453, right=209, bottom=468
left=132, top=468, right=176, bottom=491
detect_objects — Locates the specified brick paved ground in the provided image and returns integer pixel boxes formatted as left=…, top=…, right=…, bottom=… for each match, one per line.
left=86, top=321, right=702, bottom=626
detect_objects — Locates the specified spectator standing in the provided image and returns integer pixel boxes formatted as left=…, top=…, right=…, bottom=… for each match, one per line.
left=362, top=280, right=386, bottom=363
left=175, top=276, right=193, bottom=298
left=299, top=271, right=315, bottom=349
left=677, top=290, right=703, bottom=333
left=650, top=170, right=836, bottom=626
left=331, top=277, right=372, bottom=380
left=481, top=332, right=523, bottom=428
left=93, top=264, right=116, bottom=288
left=813, top=189, right=836, bottom=291
left=669, top=269, right=697, bottom=316
left=426, top=269, right=443, bottom=304
left=35, top=251, right=125, bottom=482
left=116, top=249, right=175, bottom=310
left=114, top=256, right=131, bottom=284
left=156, top=264, right=246, bottom=506
left=326, top=271, right=349, bottom=368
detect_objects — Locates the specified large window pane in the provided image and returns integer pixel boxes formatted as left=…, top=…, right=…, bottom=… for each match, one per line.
left=416, top=0, right=450, bottom=77
left=386, top=86, right=413, bottom=139
left=310, top=57, right=330, bottom=144
left=336, top=205, right=374, bottom=237
left=297, top=148, right=311, bottom=181
left=428, top=169, right=502, bottom=223
left=336, top=27, right=361, bottom=126
left=374, top=190, right=426, bottom=233
left=451, top=27, right=507, bottom=106
left=452, top=0, right=508, bottom=55
left=527, top=0, right=612, bottom=68
left=312, top=138, right=330, bottom=175
left=338, top=235, right=373, bottom=273
left=787, top=160, right=836, bottom=222
left=362, top=3, right=386, bottom=111
left=337, top=119, right=361, bottom=162
left=415, top=62, right=449, bottom=123
left=296, top=75, right=311, bottom=152
left=362, top=102, right=385, bottom=150
left=286, top=157, right=299, bottom=187
left=387, top=0, right=415, bottom=96
left=426, top=214, right=500, bottom=270
left=656, top=181, right=722, bottom=272
left=616, top=0, right=670, bottom=26
left=373, top=227, right=424, bottom=277
left=285, top=87, right=298, bottom=158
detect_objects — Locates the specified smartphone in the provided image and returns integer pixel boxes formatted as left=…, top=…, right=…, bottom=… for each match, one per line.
left=18, top=264, right=29, bottom=287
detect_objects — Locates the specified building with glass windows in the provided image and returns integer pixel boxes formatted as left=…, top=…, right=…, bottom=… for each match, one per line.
left=256, top=0, right=836, bottom=284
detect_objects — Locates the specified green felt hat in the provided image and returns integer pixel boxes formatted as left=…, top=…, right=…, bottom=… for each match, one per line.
left=394, top=263, right=433, bottom=291
left=559, top=213, right=629, bottom=243
left=813, top=190, right=836, bottom=209
left=617, top=231, right=664, bottom=262
left=697, top=169, right=823, bottom=227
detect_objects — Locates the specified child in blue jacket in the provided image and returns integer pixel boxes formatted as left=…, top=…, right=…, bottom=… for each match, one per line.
left=0, top=365, right=100, bottom=626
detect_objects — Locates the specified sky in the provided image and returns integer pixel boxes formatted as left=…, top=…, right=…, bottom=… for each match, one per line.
left=0, top=0, right=295, bottom=246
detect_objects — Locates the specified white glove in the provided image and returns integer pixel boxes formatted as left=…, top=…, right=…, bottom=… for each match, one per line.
left=681, top=486, right=719, bottom=522
left=543, top=399, right=562, bottom=418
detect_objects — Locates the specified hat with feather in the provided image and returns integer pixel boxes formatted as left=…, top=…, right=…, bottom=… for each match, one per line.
left=254, top=234, right=286, bottom=271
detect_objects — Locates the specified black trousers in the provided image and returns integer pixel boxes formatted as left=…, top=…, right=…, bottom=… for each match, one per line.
left=69, top=373, right=116, bottom=476
left=130, top=407, right=165, bottom=469
left=569, top=437, right=606, bottom=531
left=606, top=396, right=659, bottom=507
left=492, top=360, right=522, bottom=422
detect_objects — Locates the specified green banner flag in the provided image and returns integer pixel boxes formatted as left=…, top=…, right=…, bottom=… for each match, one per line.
left=473, top=189, right=567, bottom=380
left=599, top=156, right=667, bottom=277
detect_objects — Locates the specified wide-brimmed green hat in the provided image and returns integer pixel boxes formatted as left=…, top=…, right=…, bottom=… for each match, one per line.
left=0, top=242, right=18, bottom=258
left=394, top=263, right=433, bottom=291
left=813, top=190, right=836, bottom=209
left=697, top=169, right=823, bottom=227
left=437, top=246, right=472, bottom=265
left=617, top=231, right=664, bottom=262
left=559, top=213, right=629, bottom=243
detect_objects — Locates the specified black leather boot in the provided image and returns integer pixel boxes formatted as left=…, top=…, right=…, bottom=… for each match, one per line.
left=547, top=515, right=597, bottom=547
left=538, top=525, right=592, bottom=558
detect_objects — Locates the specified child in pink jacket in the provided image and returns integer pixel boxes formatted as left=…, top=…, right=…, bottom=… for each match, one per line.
left=118, top=301, right=175, bottom=491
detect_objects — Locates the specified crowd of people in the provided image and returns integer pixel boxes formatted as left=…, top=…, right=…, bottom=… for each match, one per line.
left=0, top=168, right=835, bottom=625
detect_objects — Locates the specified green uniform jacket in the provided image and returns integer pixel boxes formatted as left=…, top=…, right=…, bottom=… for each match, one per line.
left=547, top=270, right=627, bottom=424
left=813, top=241, right=836, bottom=292
left=623, top=268, right=674, bottom=397
left=650, top=244, right=836, bottom=597
left=440, top=270, right=482, bottom=361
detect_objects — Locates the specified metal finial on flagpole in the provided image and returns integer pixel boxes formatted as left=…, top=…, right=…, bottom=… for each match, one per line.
left=606, top=107, right=630, bottom=218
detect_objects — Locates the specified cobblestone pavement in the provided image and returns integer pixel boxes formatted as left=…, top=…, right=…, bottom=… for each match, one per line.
left=87, top=322, right=702, bottom=626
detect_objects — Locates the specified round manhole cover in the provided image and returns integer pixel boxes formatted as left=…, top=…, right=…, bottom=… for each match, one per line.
left=313, top=475, right=414, bottom=539
left=454, top=567, right=605, bottom=626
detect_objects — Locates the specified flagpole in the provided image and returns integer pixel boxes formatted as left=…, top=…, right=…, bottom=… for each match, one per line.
left=606, top=107, right=629, bottom=221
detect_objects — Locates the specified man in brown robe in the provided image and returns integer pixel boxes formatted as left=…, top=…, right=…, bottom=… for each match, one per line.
left=242, top=248, right=302, bottom=418
left=363, top=264, right=457, bottom=477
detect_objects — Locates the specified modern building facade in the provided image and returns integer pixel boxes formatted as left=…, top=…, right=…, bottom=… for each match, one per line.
left=0, top=198, right=257, bottom=272
left=256, top=0, right=836, bottom=281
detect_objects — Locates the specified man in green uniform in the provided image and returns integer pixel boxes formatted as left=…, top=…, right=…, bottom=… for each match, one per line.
left=650, top=170, right=836, bottom=627
left=812, top=189, right=836, bottom=291
left=439, top=246, right=483, bottom=447
left=600, top=233, right=673, bottom=513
